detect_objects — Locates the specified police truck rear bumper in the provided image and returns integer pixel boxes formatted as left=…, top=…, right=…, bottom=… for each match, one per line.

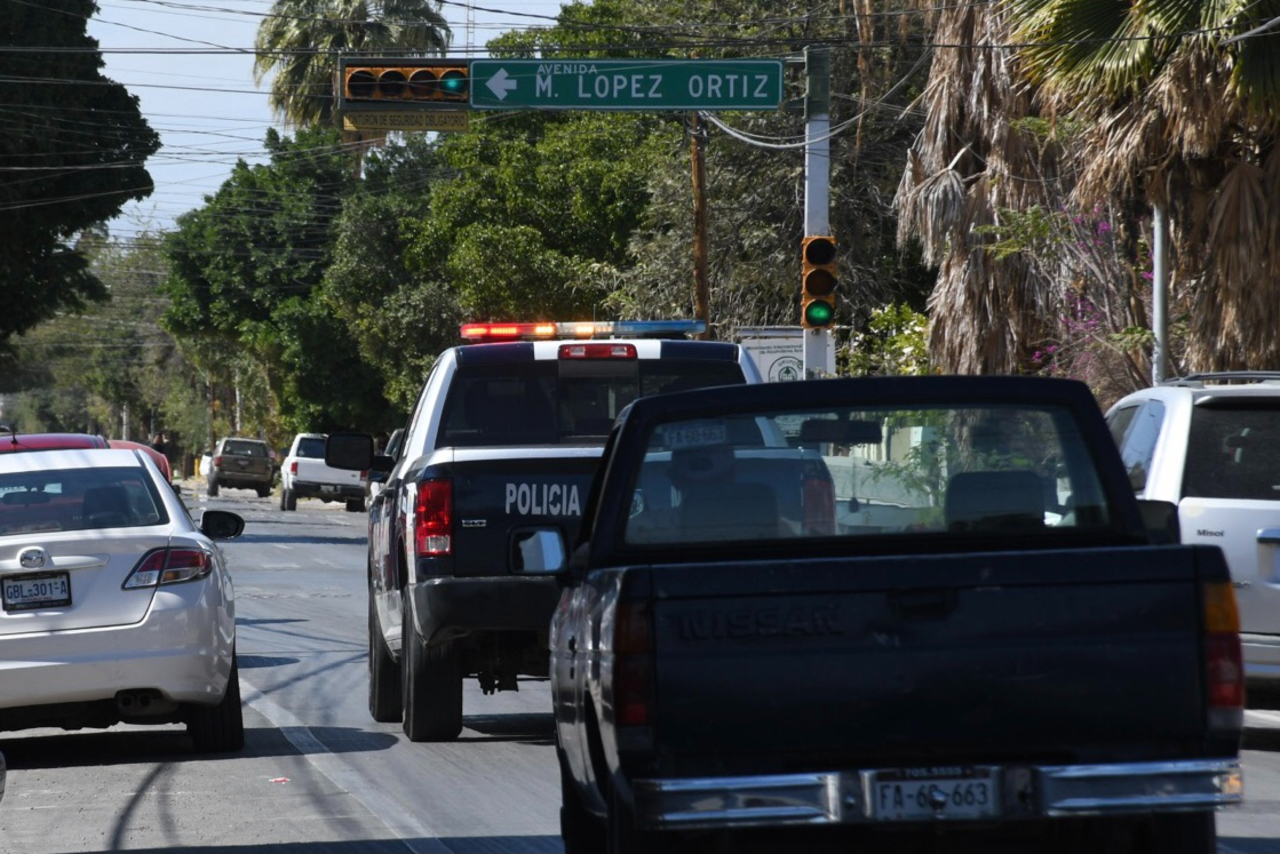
left=409, top=576, right=562, bottom=646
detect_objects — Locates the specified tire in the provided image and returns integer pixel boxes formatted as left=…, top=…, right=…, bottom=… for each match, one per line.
left=1136, top=812, right=1215, bottom=854
left=279, top=488, right=287, bottom=511
left=368, top=595, right=402, bottom=723
left=607, top=780, right=660, bottom=854
left=559, top=746, right=606, bottom=854
left=256, top=484, right=270, bottom=498
left=401, top=599, right=462, bottom=742
left=283, top=488, right=297, bottom=511
left=346, top=498, right=366, bottom=513
left=206, top=475, right=219, bottom=497
left=188, top=653, right=244, bottom=753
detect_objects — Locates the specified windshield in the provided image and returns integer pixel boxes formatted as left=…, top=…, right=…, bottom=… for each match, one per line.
left=0, top=466, right=168, bottom=535
left=623, top=401, right=1112, bottom=547
left=439, top=359, right=746, bottom=448
left=222, top=440, right=267, bottom=457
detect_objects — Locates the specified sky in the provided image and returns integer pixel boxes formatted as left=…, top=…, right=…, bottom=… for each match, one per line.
left=86, top=0, right=566, bottom=241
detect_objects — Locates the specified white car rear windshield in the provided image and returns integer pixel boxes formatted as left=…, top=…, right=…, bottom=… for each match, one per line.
left=0, top=467, right=168, bottom=534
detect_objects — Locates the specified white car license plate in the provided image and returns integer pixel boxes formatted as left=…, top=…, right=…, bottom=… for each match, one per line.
left=868, top=767, right=998, bottom=821
left=321, top=485, right=337, bottom=493
left=2, top=571, right=71, bottom=612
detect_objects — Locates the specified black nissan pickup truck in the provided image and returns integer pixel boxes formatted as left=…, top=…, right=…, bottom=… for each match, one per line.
left=551, top=375, right=1244, bottom=854
left=327, top=320, right=763, bottom=742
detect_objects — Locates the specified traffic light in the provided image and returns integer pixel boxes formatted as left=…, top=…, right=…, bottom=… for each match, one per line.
left=801, top=235, right=837, bottom=329
left=340, top=59, right=469, bottom=110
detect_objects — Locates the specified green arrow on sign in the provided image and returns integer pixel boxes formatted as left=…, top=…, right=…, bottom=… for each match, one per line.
left=470, top=59, right=785, bottom=112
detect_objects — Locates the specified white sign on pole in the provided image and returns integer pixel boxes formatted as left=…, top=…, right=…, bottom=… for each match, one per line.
left=738, top=327, right=804, bottom=382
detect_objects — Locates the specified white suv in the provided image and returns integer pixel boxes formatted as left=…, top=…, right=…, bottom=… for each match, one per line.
left=1107, top=373, right=1280, bottom=689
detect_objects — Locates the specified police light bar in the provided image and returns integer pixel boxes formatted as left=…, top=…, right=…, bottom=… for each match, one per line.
left=459, top=320, right=705, bottom=342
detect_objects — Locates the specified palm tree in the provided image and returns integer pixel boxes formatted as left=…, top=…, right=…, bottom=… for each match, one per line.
left=254, top=0, right=452, bottom=129
left=898, top=0, right=1280, bottom=384
left=1006, top=0, right=1280, bottom=372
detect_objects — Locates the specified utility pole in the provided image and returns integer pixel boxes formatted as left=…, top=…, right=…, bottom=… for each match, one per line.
left=690, top=112, right=711, bottom=339
left=803, top=47, right=836, bottom=378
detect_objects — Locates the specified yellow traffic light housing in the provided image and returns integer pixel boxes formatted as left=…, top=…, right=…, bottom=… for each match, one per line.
left=801, top=235, right=837, bottom=329
left=340, top=59, right=470, bottom=110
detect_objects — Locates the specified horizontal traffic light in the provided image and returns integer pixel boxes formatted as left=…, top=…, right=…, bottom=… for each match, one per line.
left=802, top=235, right=837, bottom=330
left=340, top=59, right=469, bottom=109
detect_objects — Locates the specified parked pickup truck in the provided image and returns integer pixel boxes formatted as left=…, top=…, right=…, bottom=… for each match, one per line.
left=552, top=375, right=1244, bottom=854
left=326, top=320, right=763, bottom=743
left=281, top=433, right=366, bottom=512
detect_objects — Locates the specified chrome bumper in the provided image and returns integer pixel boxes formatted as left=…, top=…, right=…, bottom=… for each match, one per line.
left=632, top=759, right=1243, bottom=831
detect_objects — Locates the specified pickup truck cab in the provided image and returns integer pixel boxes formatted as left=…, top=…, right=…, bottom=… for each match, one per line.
left=281, top=432, right=366, bottom=512
left=553, top=375, right=1243, bottom=854
left=328, top=320, right=763, bottom=742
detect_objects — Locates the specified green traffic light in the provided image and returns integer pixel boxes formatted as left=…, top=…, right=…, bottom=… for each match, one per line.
left=440, top=70, right=468, bottom=97
left=804, top=300, right=834, bottom=327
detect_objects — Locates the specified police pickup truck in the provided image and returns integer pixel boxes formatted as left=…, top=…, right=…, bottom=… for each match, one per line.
left=552, top=376, right=1244, bottom=854
left=327, top=320, right=762, bottom=741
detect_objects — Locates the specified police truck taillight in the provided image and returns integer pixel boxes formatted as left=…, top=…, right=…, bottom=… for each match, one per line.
left=414, top=479, right=453, bottom=557
left=1202, top=580, right=1245, bottom=729
left=802, top=474, right=836, bottom=536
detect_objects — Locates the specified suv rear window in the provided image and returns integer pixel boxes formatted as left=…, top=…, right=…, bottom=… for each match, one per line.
left=294, top=437, right=326, bottom=458
left=222, top=440, right=267, bottom=457
left=1184, top=404, right=1280, bottom=500
left=439, top=359, right=746, bottom=448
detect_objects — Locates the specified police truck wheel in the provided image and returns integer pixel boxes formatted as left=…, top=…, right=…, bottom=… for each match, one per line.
left=401, top=601, right=462, bottom=742
left=368, top=596, right=402, bottom=723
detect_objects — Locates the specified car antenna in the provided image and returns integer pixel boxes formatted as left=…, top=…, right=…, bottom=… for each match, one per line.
left=1, top=424, right=16, bottom=446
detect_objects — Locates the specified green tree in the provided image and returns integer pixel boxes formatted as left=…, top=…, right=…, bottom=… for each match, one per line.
left=0, top=0, right=160, bottom=347
left=253, top=0, right=451, bottom=129
left=162, top=127, right=387, bottom=436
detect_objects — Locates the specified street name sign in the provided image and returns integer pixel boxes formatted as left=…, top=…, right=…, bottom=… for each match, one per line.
left=469, top=59, right=785, bottom=112
left=342, top=111, right=469, bottom=133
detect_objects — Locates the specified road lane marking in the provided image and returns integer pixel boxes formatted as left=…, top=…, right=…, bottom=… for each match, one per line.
left=242, top=687, right=454, bottom=854
left=272, top=544, right=294, bottom=550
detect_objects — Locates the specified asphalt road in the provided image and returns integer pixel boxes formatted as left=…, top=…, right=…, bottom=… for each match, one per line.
left=0, top=483, right=1277, bottom=853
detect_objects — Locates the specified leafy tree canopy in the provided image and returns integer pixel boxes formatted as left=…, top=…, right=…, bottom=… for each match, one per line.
left=0, top=0, right=160, bottom=346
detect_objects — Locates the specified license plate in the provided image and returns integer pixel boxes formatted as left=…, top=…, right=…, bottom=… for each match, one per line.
left=321, top=485, right=337, bottom=493
left=867, top=767, right=998, bottom=821
left=2, top=571, right=72, bottom=612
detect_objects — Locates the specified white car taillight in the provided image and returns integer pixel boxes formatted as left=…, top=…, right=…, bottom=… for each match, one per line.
left=123, top=548, right=213, bottom=589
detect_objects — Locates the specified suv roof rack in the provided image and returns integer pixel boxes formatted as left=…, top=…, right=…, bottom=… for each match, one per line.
left=1161, top=371, right=1280, bottom=387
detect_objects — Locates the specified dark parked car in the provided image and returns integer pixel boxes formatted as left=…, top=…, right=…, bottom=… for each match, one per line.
left=207, top=437, right=273, bottom=498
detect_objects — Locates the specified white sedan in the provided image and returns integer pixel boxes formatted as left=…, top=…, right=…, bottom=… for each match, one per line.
left=0, top=448, right=245, bottom=752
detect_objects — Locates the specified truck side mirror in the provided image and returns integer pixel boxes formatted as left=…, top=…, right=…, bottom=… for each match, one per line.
left=1135, top=499, right=1180, bottom=545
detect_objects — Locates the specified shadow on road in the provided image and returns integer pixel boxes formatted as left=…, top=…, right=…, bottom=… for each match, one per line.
left=0, top=724, right=399, bottom=769
left=0, top=839, right=564, bottom=854
left=458, top=713, right=555, bottom=746
left=232, top=533, right=366, bottom=546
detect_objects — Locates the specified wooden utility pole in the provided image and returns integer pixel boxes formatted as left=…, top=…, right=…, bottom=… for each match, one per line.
left=690, top=111, right=711, bottom=340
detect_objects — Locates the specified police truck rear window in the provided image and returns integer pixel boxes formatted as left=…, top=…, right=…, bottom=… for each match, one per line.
left=440, top=360, right=745, bottom=447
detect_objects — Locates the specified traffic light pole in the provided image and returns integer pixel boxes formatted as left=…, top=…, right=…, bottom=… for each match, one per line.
left=803, top=47, right=836, bottom=378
